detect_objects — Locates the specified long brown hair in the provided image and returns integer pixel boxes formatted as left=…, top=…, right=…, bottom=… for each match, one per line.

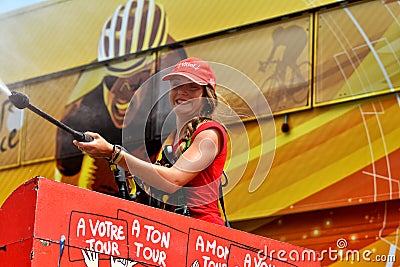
left=177, top=85, right=218, bottom=154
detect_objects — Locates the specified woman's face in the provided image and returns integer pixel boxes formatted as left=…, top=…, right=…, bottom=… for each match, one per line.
left=169, top=76, right=205, bottom=119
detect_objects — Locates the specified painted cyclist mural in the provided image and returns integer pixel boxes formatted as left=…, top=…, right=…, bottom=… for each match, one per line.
left=55, top=0, right=187, bottom=196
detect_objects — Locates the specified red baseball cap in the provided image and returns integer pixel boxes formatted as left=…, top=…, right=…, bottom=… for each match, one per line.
left=162, top=57, right=216, bottom=90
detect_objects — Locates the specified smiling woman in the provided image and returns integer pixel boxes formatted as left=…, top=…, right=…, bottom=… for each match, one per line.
left=168, top=77, right=205, bottom=121
left=73, top=57, right=230, bottom=226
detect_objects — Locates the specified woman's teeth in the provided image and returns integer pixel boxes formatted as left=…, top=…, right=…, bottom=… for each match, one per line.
left=176, top=99, right=188, bottom=104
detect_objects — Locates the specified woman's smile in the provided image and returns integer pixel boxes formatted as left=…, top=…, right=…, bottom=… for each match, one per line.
left=175, top=98, right=192, bottom=105
left=169, top=77, right=205, bottom=116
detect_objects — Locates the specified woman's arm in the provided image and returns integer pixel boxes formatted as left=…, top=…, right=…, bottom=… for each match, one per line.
left=73, top=129, right=222, bottom=194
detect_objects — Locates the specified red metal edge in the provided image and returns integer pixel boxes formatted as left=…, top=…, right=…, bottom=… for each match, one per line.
left=0, top=177, right=39, bottom=247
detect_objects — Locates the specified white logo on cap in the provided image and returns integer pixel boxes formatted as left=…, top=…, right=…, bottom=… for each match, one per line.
left=178, top=62, right=200, bottom=71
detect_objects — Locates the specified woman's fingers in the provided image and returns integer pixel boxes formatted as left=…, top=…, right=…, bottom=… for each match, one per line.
left=72, top=132, right=113, bottom=158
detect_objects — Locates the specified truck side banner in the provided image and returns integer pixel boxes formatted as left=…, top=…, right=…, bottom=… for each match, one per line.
left=0, top=177, right=321, bottom=266
left=0, top=0, right=342, bottom=83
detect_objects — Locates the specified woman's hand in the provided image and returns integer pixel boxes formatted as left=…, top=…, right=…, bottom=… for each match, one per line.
left=73, top=132, right=114, bottom=159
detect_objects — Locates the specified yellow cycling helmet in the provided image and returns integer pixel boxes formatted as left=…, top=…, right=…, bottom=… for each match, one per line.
left=98, top=0, right=168, bottom=62
left=68, top=0, right=169, bottom=104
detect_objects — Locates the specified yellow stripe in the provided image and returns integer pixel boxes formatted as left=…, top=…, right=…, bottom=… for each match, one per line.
left=78, top=154, right=97, bottom=189
left=227, top=103, right=356, bottom=172
left=227, top=97, right=400, bottom=220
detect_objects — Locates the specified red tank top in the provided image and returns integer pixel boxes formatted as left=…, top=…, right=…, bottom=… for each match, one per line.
left=181, top=121, right=227, bottom=226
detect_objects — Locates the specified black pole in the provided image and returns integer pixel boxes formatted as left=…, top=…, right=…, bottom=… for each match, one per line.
left=113, top=166, right=132, bottom=200
left=9, top=91, right=93, bottom=142
left=26, top=104, right=92, bottom=142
